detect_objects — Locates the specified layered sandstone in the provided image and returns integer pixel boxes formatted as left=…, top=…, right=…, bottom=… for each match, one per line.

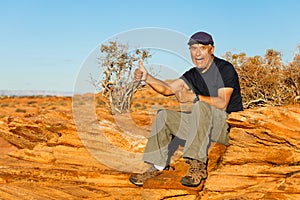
left=0, top=94, right=299, bottom=199
left=201, top=105, right=300, bottom=200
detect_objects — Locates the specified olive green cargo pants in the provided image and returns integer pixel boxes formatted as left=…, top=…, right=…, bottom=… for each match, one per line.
left=142, top=101, right=229, bottom=167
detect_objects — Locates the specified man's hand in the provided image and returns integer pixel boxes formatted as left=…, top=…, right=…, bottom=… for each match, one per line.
left=175, top=85, right=194, bottom=103
left=134, top=60, right=148, bottom=81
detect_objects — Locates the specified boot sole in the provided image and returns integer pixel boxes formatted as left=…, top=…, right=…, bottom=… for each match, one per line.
left=129, top=176, right=143, bottom=187
left=180, top=178, right=201, bottom=187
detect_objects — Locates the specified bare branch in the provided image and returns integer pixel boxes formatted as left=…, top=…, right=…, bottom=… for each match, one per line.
left=92, top=41, right=153, bottom=114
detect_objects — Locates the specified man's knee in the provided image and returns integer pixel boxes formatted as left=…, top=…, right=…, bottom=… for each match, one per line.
left=193, top=101, right=211, bottom=114
left=156, top=109, right=181, bottom=129
left=156, top=109, right=167, bottom=121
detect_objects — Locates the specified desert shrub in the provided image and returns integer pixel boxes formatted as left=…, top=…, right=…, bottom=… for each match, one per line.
left=59, top=101, right=67, bottom=106
left=27, top=101, right=37, bottom=105
left=140, top=104, right=147, bottom=110
left=92, top=41, right=151, bottom=114
left=224, top=46, right=300, bottom=108
left=133, top=103, right=141, bottom=108
left=1, top=103, right=9, bottom=107
left=15, top=108, right=26, bottom=113
left=97, top=99, right=106, bottom=107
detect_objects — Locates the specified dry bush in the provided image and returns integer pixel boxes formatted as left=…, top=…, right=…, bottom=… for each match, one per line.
left=224, top=46, right=300, bottom=108
left=284, top=51, right=300, bottom=101
left=93, top=41, right=151, bottom=114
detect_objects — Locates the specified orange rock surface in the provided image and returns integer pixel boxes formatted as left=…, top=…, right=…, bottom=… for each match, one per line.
left=0, top=88, right=299, bottom=199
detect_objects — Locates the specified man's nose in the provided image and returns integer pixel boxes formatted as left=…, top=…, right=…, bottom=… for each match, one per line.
left=196, top=48, right=202, bottom=56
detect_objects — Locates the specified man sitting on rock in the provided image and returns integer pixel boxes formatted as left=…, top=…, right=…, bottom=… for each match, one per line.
left=129, top=31, right=243, bottom=187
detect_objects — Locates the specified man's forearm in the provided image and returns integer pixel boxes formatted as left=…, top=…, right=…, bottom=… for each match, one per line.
left=198, top=95, right=227, bottom=111
left=145, top=74, right=174, bottom=96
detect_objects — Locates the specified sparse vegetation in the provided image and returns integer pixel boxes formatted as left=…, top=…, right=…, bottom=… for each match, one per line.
left=92, top=41, right=299, bottom=112
left=133, top=103, right=141, bottom=108
left=96, top=99, right=106, bottom=107
left=27, top=101, right=37, bottom=105
left=92, top=41, right=151, bottom=114
left=140, top=104, right=147, bottom=110
left=59, top=101, right=67, bottom=106
left=224, top=46, right=300, bottom=108
left=15, top=108, right=26, bottom=113
left=1, top=103, right=9, bottom=107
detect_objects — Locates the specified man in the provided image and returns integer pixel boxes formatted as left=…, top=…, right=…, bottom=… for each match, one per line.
left=129, top=31, right=243, bottom=187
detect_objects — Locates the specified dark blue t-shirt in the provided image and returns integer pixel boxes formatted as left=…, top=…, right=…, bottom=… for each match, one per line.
left=180, top=56, right=243, bottom=113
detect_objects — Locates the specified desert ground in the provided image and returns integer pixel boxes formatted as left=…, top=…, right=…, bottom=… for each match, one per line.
left=0, top=86, right=300, bottom=199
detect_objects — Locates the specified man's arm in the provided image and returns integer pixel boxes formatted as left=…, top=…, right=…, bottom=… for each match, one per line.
left=175, top=85, right=234, bottom=110
left=135, top=60, right=233, bottom=110
left=143, top=74, right=175, bottom=95
left=134, top=60, right=189, bottom=96
left=198, top=88, right=233, bottom=111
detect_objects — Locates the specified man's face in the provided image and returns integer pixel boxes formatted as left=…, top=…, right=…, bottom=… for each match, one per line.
left=189, top=44, right=214, bottom=69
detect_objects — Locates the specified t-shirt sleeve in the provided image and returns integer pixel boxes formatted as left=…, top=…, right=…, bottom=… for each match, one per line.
left=220, top=63, right=239, bottom=89
left=180, top=70, right=195, bottom=91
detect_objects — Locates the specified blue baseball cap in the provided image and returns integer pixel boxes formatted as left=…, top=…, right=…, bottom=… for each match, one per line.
left=188, top=31, right=214, bottom=46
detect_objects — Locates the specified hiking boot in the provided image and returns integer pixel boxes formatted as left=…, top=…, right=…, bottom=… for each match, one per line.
left=129, top=165, right=162, bottom=186
left=180, top=159, right=207, bottom=187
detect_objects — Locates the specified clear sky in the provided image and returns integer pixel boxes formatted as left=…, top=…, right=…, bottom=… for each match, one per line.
left=0, top=0, right=299, bottom=93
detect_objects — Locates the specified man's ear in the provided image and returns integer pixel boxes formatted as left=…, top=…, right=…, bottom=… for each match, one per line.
left=210, top=46, right=215, bottom=54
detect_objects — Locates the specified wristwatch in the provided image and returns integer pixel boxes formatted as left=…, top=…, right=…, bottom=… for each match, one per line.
left=193, top=94, right=199, bottom=103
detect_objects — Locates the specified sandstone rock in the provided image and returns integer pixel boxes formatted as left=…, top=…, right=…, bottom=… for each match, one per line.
left=202, top=105, right=300, bottom=199
left=0, top=96, right=199, bottom=200
left=0, top=96, right=299, bottom=200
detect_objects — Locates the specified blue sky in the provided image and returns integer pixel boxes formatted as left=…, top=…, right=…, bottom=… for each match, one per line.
left=0, top=0, right=299, bottom=93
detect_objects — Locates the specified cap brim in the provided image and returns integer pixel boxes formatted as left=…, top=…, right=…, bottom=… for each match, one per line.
left=188, top=40, right=212, bottom=46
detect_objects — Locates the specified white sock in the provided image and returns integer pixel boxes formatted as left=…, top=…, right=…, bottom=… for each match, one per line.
left=154, top=164, right=165, bottom=171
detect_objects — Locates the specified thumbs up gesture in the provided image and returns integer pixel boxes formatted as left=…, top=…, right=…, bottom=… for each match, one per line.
left=134, top=60, right=148, bottom=81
